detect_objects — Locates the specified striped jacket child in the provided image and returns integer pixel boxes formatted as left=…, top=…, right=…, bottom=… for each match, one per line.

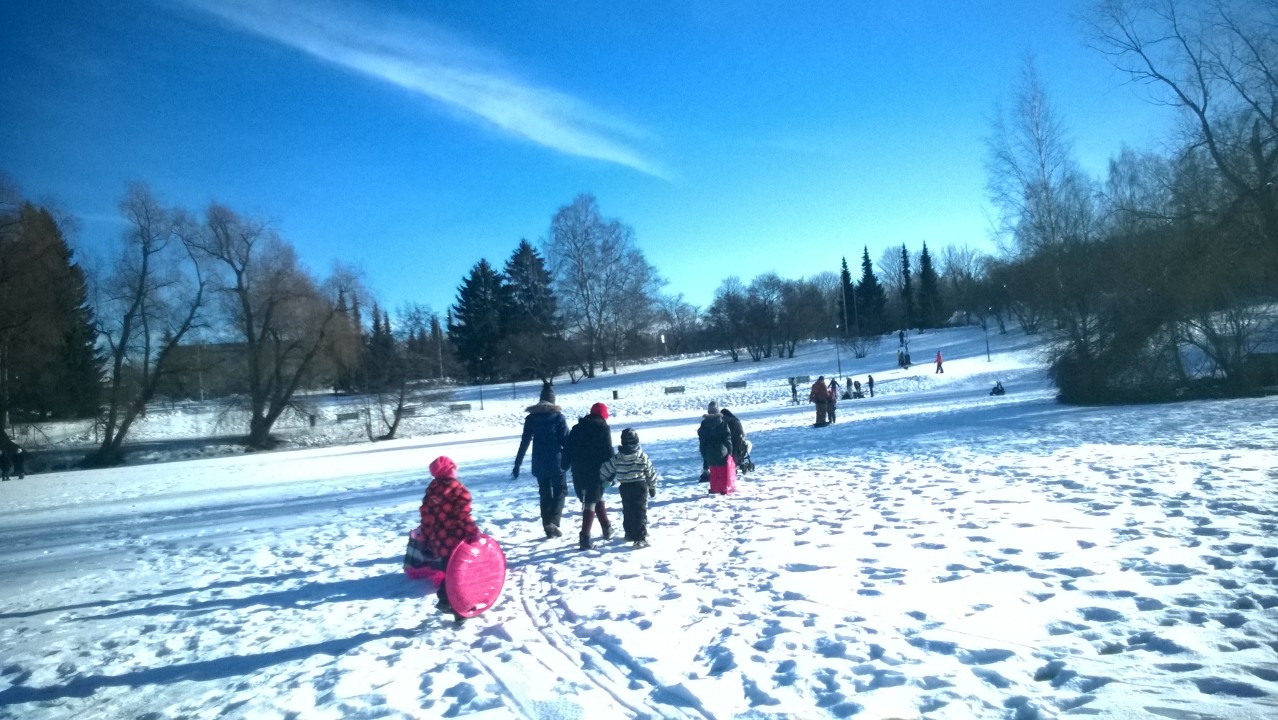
left=599, top=428, right=658, bottom=547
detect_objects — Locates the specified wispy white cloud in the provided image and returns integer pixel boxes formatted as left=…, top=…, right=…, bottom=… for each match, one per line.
left=181, top=0, right=664, bottom=177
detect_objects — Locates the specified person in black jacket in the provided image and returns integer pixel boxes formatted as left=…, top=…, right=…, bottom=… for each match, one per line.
left=719, top=407, right=753, bottom=474
left=699, top=401, right=735, bottom=493
left=512, top=382, right=570, bottom=538
left=563, top=402, right=614, bottom=550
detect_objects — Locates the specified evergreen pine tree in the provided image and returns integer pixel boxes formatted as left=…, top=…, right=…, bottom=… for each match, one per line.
left=856, top=246, right=889, bottom=336
left=4, top=205, right=103, bottom=420
left=448, top=259, right=508, bottom=381
left=502, top=239, right=565, bottom=380
left=502, top=240, right=557, bottom=334
left=917, top=242, right=942, bottom=329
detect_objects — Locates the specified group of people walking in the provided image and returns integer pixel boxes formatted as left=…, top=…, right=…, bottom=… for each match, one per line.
left=510, top=383, right=755, bottom=552
left=512, top=383, right=660, bottom=551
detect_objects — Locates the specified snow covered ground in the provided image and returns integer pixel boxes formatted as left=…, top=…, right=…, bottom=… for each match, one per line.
left=2, top=326, right=1276, bottom=719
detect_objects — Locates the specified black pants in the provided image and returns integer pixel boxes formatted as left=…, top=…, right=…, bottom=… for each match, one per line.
left=536, top=472, right=567, bottom=528
left=618, top=483, right=649, bottom=542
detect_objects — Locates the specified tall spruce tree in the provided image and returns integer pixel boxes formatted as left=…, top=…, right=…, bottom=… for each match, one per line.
left=502, top=239, right=562, bottom=381
left=447, top=259, right=508, bottom=382
left=899, top=244, right=916, bottom=331
left=2, top=204, right=102, bottom=422
left=856, top=246, right=889, bottom=336
left=917, top=242, right=943, bottom=329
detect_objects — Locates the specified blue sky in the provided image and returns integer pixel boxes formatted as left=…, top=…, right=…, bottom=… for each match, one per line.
left=1, top=0, right=1173, bottom=319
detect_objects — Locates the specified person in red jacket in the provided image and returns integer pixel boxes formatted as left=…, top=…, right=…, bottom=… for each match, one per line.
left=935, top=350, right=944, bottom=374
left=419, top=455, right=480, bottom=620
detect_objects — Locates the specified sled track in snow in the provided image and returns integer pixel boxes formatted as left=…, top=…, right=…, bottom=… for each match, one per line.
left=513, top=565, right=710, bottom=720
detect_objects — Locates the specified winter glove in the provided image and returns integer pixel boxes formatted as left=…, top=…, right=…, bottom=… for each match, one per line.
left=648, top=488, right=656, bottom=498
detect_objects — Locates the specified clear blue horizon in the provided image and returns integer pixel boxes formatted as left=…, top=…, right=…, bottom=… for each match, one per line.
left=1, top=0, right=1172, bottom=321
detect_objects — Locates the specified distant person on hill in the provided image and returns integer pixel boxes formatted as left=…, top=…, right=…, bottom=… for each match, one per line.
left=808, top=376, right=829, bottom=426
left=0, top=449, right=10, bottom=482
left=853, top=380, right=863, bottom=399
left=699, top=401, right=736, bottom=494
left=898, top=329, right=905, bottom=346
left=935, top=350, right=944, bottom=374
left=991, top=380, right=1005, bottom=396
left=720, top=407, right=754, bottom=473
left=564, top=402, right=614, bottom=550
left=512, top=382, right=570, bottom=538
left=828, top=378, right=841, bottom=401
left=789, top=377, right=798, bottom=403
left=418, top=455, right=480, bottom=623
left=600, top=428, right=659, bottom=548
left=12, top=448, right=24, bottom=479
left=826, top=382, right=838, bottom=423
left=867, top=375, right=875, bottom=398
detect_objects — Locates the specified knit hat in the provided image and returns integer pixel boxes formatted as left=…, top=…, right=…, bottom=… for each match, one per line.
left=591, top=402, right=609, bottom=419
left=429, top=456, right=457, bottom=479
left=707, top=401, right=720, bottom=415
left=539, top=382, right=555, bottom=404
left=621, top=428, right=639, bottom=448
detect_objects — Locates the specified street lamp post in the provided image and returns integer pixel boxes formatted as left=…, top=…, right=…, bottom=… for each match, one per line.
left=984, top=308, right=991, bottom=362
left=478, top=356, right=485, bottom=410
left=834, top=324, right=843, bottom=377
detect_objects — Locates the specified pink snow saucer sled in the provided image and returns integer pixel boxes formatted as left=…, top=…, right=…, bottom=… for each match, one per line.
left=445, top=534, right=507, bottom=618
left=709, top=455, right=737, bottom=495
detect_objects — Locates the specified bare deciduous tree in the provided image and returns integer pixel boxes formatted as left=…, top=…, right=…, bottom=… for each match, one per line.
left=91, top=183, right=208, bottom=466
left=544, top=194, right=662, bottom=376
left=987, top=55, right=1101, bottom=260
left=193, top=204, right=344, bottom=449
left=1091, top=0, right=1278, bottom=256
left=657, top=294, right=700, bottom=354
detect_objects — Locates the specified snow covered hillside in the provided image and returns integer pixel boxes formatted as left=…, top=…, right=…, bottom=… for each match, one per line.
left=2, top=327, right=1277, bottom=719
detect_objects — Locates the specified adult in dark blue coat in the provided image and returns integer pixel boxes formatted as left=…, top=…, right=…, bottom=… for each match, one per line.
left=513, top=383, right=570, bottom=538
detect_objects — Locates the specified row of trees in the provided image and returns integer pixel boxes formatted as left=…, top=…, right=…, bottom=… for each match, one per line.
left=0, top=175, right=1016, bottom=465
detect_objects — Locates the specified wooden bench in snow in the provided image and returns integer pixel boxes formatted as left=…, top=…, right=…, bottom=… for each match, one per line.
left=335, top=411, right=361, bottom=422
left=449, top=403, right=472, bottom=412
left=664, top=386, right=685, bottom=394
left=725, top=381, right=747, bottom=389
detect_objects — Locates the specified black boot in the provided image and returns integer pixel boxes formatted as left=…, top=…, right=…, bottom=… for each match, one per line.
left=579, top=532, right=593, bottom=550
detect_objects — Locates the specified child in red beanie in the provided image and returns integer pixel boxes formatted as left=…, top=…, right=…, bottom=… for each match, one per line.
left=563, top=402, right=613, bottom=550
left=420, top=455, right=480, bottom=620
